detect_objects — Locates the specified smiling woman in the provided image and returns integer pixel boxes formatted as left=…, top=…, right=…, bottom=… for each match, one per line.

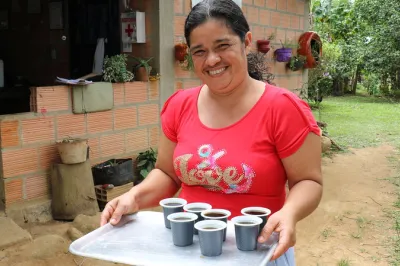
left=101, top=1, right=322, bottom=265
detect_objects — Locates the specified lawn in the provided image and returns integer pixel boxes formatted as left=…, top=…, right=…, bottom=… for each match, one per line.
left=312, top=95, right=400, bottom=149
left=313, top=95, right=400, bottom=265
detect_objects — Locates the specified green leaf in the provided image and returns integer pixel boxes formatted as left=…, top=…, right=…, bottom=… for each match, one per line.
left=136, top=160, right=147, bottom=167
left=140, top=169, right=149, bottom=178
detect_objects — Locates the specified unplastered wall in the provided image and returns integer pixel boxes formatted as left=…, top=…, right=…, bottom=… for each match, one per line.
left=0, top=81, right=160, bottom=208
left=173, top=0, right=310, bottom=92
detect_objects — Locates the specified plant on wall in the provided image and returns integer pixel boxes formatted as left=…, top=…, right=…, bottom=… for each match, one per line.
left=274, top=40, right=299, bottom=63
left=103, top=54, right=134, bottom=83
left=136, top=148, right=157, bottom=181
left=287, top=55, right=307, bottom=71
left=132, top=57, right=153, bottom=81
left=247, top=52, right=275, bottom=84
left=180, top=53, right=195, bottom=72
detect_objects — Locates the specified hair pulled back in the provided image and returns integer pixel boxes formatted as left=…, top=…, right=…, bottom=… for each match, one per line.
left=184, top=0, right=265, bottom=81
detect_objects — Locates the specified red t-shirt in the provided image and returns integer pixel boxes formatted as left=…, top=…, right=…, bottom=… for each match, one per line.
left=161, top=84, right=320, bottom=218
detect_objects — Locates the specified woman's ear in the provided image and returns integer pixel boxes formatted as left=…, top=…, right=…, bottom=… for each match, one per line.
left=244, top=32, right=252, bottom=54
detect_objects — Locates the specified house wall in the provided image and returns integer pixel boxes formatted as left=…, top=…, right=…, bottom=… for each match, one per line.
left=173, top=0, right=310, bottom=92
left=0, top=81, right=160, bottom=209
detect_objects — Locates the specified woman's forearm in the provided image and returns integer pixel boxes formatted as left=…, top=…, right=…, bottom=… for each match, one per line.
left=130, top=169, right=181, bottom=210
left=282, top=180, right=322, bottom=223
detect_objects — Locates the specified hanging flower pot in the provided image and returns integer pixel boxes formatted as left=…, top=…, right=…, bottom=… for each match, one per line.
left=257, top=40, right=271, bottom=54
left=175, top=43, right=188, bottom=62
left=274, top=48, right=292, bottom=62
left=298, top=31, right=323, bottom=69
left=287, top=55, right=307, bottom=71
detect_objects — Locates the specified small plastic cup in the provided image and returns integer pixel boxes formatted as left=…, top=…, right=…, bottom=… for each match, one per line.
left=195, top=220, right=227, bottom=257
left=159, top=198, right=187, bottom=229
left=241, top=207, right=271, bottom=231
left=183, top=202, right=212, bottom=235
left=231, top=215, right=263, bottom=251
left=167, top=212, right=198, bottom=247
left=200, top=209, right=231, bottom=241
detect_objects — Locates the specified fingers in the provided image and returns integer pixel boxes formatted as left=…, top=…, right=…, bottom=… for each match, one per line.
left=258, top=217, right=278, bottom=243
left=110, top=201, right=128, bottom=225
left=271, top=229, right=295, bottom=261
left=100, top=200, right=117, bottom=226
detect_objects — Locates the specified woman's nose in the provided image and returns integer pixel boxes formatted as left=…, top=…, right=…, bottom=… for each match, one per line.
left=205, top=52, right=221, bottom=66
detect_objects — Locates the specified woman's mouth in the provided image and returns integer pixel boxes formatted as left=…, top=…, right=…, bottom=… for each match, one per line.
left=208, top=67, right=227, bottom=76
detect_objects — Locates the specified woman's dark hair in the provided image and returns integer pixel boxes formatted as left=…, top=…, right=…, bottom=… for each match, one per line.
left=184, top=0, right=273, bottom=82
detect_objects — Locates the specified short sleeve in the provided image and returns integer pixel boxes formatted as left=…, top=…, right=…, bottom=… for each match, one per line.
left=271, top=91, right=321, bottom=159
left=160, top=90, right=183, bottom=143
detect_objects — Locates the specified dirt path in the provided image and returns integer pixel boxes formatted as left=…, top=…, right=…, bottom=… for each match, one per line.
left=296, top=145, right=398, bottom=265
left=0, top=145, right=398, bottom=266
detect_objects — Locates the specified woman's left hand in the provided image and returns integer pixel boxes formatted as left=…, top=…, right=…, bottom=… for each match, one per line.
left=257, top=208, right=297, bottom=260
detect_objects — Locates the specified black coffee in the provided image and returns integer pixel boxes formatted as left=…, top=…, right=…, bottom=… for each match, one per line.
left=174, top=217, right=191, bottom=221
left=203, top=227, right=217, bottom=230
left=204, top=212, right=225, bottom=218
left=187, top=207, right=206, bottom=212
left=245, top=211, right=267, bottom=216
left=165, top=202, right=181, bottom=206
left=237, top=221, right=255, bottom=225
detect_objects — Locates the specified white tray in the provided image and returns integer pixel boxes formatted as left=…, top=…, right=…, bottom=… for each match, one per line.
left=69, top=211, right=278, bottom=266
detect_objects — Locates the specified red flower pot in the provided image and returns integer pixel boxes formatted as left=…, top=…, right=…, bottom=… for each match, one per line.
left=257, top=40, right=271, bottom=53
left=175, top=43, right=188, bottom=62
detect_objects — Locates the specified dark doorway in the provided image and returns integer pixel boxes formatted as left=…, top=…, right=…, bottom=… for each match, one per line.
left=68, top=0, right=121, bottom=80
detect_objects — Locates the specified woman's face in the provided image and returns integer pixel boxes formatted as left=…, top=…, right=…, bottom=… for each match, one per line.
left=189, top=19, right=252, bottom=94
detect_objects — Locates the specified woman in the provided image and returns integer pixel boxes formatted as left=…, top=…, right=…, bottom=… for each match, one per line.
left=100, top=0, right=322, bottom=264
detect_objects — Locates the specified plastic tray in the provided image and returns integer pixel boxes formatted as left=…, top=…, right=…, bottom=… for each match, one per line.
left=69, top=211, right=278, bottom=266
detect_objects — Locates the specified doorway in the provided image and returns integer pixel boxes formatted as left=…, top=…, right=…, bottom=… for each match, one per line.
left=68, top=0, right=121, bottom=80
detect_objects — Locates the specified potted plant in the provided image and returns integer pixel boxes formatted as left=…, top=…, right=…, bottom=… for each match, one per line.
left=256, top=33, right=275, bottom=54
left=175, top=42, right=189, bottom=62
left=103, top=54, right=134, bottom=83
left=287, top=55, right=307, bottom=71
left=247, top=51, right=275, bottom=84
left=92, top=158, right=135, bottom=186
left=135, top=148, right=157, bottom=183
left=56, top=137, right=88, bottom=164
left=274, top=40, right=298, bottom=63
left=180, top=53, right=195, bottom=72
left=132, top=57, right=153, bottom=81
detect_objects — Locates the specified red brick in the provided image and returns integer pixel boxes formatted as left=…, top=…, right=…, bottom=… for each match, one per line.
left=126, top=129, right=148, bottom=152
left=243, top=0, right=253, bottom=4
left=174, top=16, right=186, bottom=36
left=21, top=117, right=55, bottom=144
left=174, top=0, right=184, bottom=14
left=175, top=81, right=184, bottom=91
left=275, top=29, right=286, bottom=43
left=87, top=111, right=113, bottom=134
left=1, top=120, right=19, bottom=147
left=277, top=0, right=287, bottom=11
left=286, top=30, right=298, bottom=43
left=139, top=104, right=159, bottom=126
left=26, top=175, right=50, bottom=200
left=100, top=133, right=125, bottom=157
left=265, top=28, right=276, bottom=40
left=275, top=60, right=289, bottom=75
left=183, top=79, right=202, bottom=89
left=287, top=0, right=298, bottom=13
left=254, top=0, right=265, bottom=7
left=259, top=9, right=271, bottom=25
left=34, top=86, right=69, bottom=112
left=290, top=15, right=300, bottom=29
left=271, top=11, right=281, bottom=27
left=266, top=0, right=277, bottom=9
left=149, top=81, right=160, bottom=100
left=299, top=16, right=304, bottom=30
left=2, top=147, right=38, bottom=178
left=184, top=0, right=191, bottom=14
left=175, top=63, right=193, bottom=78
left=114, top=107, right=138, bottom=130
left=246, top=6, right=259, bottom=24
left=296, top=0, right=305, bottom=15
left=113, top=83, right=125, bottom=106
left=4, top=179, right=23, bottom=205
left=280, top=13, right=291, bottom=28
left=125, top=82, right=148, bottom=103
left=88, top=137, right=100, bottom=160
left=252, top=25, right=265, bottom=41
left=149, top=127, right=160, bottom=147
left=57, top=114, right=86, bottom=139
left=39, top=144, right=59, bottom=170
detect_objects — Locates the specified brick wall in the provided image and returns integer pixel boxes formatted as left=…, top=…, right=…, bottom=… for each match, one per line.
left=0, top=82, right=160, bottom=207
left=173, top=0, right=309, bottom=91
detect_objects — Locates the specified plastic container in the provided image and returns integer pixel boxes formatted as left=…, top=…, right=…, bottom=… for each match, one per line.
left=92, top=159, right=135, bottom=186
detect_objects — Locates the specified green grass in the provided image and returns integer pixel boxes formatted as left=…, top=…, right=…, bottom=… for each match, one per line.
left=313, top=95, right=400, bottom=265
left=312, top=95, right=400, bottom=149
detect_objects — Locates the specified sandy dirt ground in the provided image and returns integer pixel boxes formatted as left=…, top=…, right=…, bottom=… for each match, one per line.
left=0, top=145, right=398, bottom=266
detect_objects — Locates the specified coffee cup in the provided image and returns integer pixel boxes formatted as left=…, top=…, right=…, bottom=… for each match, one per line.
left=167, top=212, right=198, bottom=247
left=200, top=209, right=231, bottom=241
left=194, top=220, right=227, bottom=257
left=183, top=202, right=212, bottom=235
left=241, top=207, right=271, bottom=231
left=231, top=215, right=263, bottom=251
left=159, top=198, right=187, bottom=229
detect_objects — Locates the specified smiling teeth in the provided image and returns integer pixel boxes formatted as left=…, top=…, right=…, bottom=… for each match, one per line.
left=209, top=68, right=226, bottom=75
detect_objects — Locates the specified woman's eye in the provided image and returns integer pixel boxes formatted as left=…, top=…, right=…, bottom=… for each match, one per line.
left=218, top=44, right=230, bottom=49
left=193, top=50, right=205, bottom=56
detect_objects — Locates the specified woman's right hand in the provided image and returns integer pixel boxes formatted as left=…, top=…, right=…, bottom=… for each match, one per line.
left=100, top=190, right=138, bottom=226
